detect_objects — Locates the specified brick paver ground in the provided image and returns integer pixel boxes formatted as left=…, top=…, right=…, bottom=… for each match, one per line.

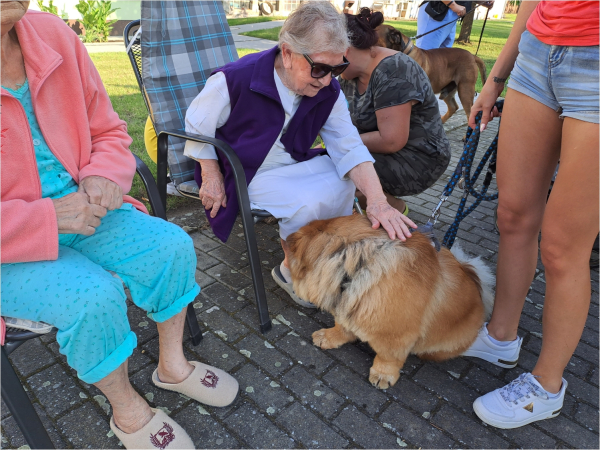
left=3, top=116, right=599, bottom=449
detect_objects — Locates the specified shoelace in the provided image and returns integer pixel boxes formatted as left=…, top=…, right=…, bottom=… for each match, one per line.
left=499, top=373, right=548, bottom=405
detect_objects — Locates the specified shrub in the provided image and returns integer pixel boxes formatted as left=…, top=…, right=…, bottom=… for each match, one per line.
left=37, top=0, right=58, bottom=15
left=75, top=0, right=119, bottom=43
left=37, top=0, right=68, bottom=19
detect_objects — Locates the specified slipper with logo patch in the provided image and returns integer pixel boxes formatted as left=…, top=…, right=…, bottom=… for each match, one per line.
left=110, top=408, right=194, bottom=449
left=151, top=361, right=238, bottom=407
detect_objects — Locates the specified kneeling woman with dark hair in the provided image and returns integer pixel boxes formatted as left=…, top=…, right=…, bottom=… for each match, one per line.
left=340, top=8, right=451, bottom=214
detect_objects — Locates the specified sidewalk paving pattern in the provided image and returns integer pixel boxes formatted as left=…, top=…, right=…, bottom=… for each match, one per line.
left=3, top=116, right=599, bottom=449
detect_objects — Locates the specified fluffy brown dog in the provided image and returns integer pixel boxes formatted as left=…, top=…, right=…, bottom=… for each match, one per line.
left=287, top=214, right=494, bottom=389
left=376, top=24, right=487, bottom=124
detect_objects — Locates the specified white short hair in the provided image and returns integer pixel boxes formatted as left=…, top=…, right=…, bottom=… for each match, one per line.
left=278, top=1, right=349, bottom=55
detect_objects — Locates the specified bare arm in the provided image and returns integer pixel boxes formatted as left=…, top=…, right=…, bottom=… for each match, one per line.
left=443, top=1, right=467, bottom=17
left=469, top=0, right=540, bottom=129
left=348, top=162, right=416, bottom=241
left=360, top=102, right=415, bottom=154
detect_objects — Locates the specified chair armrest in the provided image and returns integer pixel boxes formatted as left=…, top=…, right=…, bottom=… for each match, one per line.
left=156, top=130, right=250, bottom=212
left=134, top=154, right=167, bottom=220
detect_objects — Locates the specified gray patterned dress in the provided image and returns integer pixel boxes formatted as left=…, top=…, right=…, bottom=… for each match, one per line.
left=340, top=53, right=451, bottom=196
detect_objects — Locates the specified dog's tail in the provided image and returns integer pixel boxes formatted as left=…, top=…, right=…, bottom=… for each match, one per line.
left=450, top=243, right=495, bottom=319
left=474, top=56, right=487, bottom=86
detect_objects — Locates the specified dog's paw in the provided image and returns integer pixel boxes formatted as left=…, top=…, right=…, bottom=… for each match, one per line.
left=369, top=367, right=400, bottom=390
left=312, top=328, right=339, bottom=350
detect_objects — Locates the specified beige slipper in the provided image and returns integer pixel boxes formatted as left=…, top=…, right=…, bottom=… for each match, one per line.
left=110, top=408, right=194, bottom=449
left=152, top=361, right=238, bottom=407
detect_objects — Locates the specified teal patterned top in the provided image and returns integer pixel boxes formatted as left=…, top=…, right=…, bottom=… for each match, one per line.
left=3, top=80, right=78, bottom=200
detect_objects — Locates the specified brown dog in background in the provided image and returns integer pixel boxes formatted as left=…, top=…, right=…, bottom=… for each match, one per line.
left=376, top=24, right=487, bottom=124
left=287, top=214, right=494, bottom=389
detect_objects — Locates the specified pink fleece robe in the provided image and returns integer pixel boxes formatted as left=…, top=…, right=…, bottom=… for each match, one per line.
left=1, top=11, right=147, bottom=264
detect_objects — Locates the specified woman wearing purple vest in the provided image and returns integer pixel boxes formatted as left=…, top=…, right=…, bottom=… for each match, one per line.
left=185, top=1, right=415, bottom=308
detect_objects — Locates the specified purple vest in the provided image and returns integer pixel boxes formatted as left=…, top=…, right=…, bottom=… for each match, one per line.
left=194, top=46, right=340, bottom=242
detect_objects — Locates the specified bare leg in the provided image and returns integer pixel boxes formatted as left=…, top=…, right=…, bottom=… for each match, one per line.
left=94, top=361, right=154, bottom=434
left=533, top=117, right=599, bottom=393
left=487, top=89, right=562, bottom=342
left=156, top=307, right=194, bottom=384
left=281, top=239, right=291, bottom=269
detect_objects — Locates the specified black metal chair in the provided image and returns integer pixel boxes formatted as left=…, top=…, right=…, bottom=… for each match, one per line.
left=1, top=155, right=203, bottom=449
left=2, top=328, right=55, bottom=449
left=124, top=18, right=272, bottom=333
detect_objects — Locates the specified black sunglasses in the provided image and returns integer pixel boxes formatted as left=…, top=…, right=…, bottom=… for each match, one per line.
left=303, top=54, right=350, bottom=79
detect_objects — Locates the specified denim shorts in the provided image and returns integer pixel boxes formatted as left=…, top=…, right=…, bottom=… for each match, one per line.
left=509, top=30, right=599, bottom=124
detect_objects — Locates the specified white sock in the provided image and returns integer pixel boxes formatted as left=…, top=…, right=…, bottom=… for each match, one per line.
left=545, top=382, right=563, bottom=399
left=280, top=262, right=292, bottom=283
left=485, top=324, right=516, bottom=347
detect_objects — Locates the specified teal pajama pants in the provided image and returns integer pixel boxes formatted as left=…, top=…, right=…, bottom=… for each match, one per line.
left=1, top=204, right=200, bottom=384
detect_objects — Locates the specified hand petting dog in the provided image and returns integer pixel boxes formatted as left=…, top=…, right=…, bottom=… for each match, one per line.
left=366, top=199, right=415, bottom=241
left=348, top=162, right=416, bottom=240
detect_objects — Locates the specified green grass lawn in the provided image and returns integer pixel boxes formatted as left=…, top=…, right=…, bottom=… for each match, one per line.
left=89, top=48, right=259, bottom=212
left=241, top=18, right=514, bottom=93
left=227, top=16, right=286, bottom=26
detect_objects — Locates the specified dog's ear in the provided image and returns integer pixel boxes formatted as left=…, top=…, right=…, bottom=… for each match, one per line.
left=388, top=28, right=405, bottom=48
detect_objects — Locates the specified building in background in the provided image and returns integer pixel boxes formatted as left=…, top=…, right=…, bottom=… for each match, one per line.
left=29, top=0, right=509, bottom=37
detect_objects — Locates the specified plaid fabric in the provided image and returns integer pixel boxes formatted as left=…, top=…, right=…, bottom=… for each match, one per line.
left=141, top=1, right=238, bottom=186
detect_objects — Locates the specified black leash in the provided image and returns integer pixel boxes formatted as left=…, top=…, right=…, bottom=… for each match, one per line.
left=413, top=5, right=488, bottom=56
left=475, top=7, right=489, bottom=55
left=413, top=8, right=475, bottom=41
left=426, top=100, right=504, bottom=249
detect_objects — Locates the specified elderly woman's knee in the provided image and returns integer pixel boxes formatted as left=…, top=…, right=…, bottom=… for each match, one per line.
left=155, top=221, right=196, bottom=261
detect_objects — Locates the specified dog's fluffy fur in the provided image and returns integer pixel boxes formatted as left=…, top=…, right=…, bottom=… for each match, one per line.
left=287, top=215, right=494, bottom=389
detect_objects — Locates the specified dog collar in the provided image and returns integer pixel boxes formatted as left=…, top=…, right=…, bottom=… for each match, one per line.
left=403, top=39, right=415, bottom=56
left=412, top=222, right=441, bottom=252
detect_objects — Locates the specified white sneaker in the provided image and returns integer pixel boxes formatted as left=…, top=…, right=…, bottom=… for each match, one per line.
left=462, top=323, right=522, bottom=368
left=3, top=317, right=53, bottom=334
left=474, top=373, right=567, bottom=429
left=271, top=266, right=316, bottom=309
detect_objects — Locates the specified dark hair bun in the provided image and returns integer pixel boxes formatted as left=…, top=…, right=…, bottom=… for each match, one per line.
left=358, top=7, right=384, bottom=29
left=346, top=7, right=384, bottom=49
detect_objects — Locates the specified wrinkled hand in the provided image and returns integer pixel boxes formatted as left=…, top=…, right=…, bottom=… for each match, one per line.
left=450, top=3, right=467, bottom=17
left=366, top=199, right=417, bottom=241
left=52, top=192, right=107, bottom=235
left=468, top=82, right=503, bottom=132
left=78, top=176, right=123, bottom=210
left=199, top=174, right=227, bottom=218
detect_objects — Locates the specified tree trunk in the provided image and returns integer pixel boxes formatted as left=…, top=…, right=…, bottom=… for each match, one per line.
left=456, top=12, right=474, bottom=44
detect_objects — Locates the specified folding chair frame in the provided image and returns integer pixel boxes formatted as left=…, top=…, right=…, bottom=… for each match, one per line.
left=124, top=20, right=272, bottom=334
left=2, top=331, right=54, bottom=449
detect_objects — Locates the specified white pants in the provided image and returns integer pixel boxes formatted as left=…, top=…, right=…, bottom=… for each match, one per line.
left=248, top=155, right=356, bottom=240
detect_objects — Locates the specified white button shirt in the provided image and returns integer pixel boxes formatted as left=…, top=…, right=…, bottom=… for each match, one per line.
left=184, top=69, right=374, bottom=179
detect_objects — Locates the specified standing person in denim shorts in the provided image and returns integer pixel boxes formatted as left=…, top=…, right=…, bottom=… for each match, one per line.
left=463, top=0, right=599, bottom=429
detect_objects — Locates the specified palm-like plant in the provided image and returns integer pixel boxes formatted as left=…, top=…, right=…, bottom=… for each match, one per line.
left=75, top=0, right=119, bottom=43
